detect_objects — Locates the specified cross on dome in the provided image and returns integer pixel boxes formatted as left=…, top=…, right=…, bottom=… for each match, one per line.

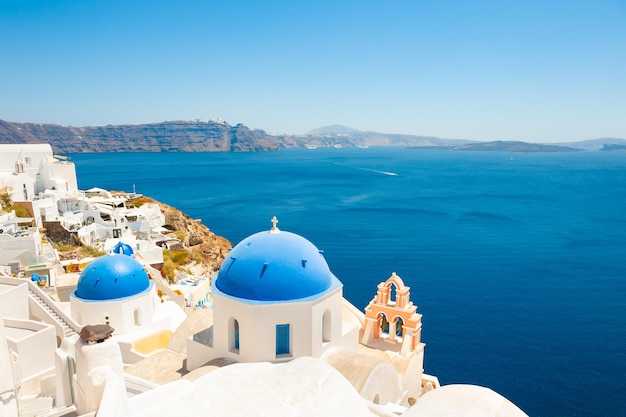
left=270, top=215, right=280, bottom=233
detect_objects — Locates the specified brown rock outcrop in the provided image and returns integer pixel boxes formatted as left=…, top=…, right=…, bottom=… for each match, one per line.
left=134, top=197, right=232, bottom=277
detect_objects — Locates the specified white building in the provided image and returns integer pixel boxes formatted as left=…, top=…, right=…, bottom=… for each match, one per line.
left=0, top=144, right=77, bottom=275
left=0, top=144, right=167, bottom=276
left=0, top=143, right=77, bottom=204
left=69, top=252, right=186, bottom=363
left=0, top=277, right=61, bottom=417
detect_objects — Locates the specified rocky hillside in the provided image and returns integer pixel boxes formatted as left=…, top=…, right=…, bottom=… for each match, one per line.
left=304, top=124, right=471, bottom=148
left=600, top=143, right=626, bottom=152
left=125, top=196, right=232, bottom=279
left=0, top=119, right=472, bottom=152
left=153, top=197, right=232, bottom=277
left=559, top=137, right=626, bottom=151
left=450, top=141, right=582, bottom=152
left=4, top=119, right=623, bottom=152
left=0, top=119, right=299, bottom=153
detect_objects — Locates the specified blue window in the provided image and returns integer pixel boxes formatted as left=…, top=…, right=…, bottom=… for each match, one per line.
left=230, top=318, right=240, bottom=353
left=276, top=324, right=290, bottom=356
left=234, top=319, right=240, bottom=350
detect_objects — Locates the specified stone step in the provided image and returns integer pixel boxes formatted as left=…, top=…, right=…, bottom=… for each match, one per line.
left=28, top=291, right=79, bottom=337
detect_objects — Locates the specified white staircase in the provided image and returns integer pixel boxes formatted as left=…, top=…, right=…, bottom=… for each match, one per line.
left=27, top=283, right=81, bottom=339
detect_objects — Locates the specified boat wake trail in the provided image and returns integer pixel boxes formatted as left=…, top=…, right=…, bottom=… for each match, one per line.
left=330, top=162, right=398, bottom=176
left=355, top=167, right=398, bottom=176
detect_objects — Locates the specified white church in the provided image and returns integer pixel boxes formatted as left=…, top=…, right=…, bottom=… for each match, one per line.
left=186, top=217, right=358, bottom=367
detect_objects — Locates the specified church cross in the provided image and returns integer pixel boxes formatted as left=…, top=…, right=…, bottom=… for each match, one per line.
left=271, top=216, right=279, bottom=232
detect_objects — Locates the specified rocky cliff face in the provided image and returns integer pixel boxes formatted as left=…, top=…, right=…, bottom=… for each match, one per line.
left=9, top=119, right=614, bottom=152
left=156, top=198, right=232, bottom=276
left=0, top=119, right=299, bottom=153
left=0, top=119, right=473, bottom=152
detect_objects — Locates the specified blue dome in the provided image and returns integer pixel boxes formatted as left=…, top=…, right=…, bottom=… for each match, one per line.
left=74, top=253, right=150, bottom=300
left=111, top=241, right=135, bottom=256
left=215, top=230, right=338, bottom=301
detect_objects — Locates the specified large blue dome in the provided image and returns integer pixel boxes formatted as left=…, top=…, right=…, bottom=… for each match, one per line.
left=74, top=253, right=151, bottom=300
left=215, top=230, right=339, bottom=302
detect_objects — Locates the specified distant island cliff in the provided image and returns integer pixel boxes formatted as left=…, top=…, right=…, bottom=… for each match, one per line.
left=600, top=144, right=626, bottom=152
left=1, top=119, right=624, bottom=153
left=0, top=119, right=298, bottom=153
left=450, top=141, right=582, bottom=152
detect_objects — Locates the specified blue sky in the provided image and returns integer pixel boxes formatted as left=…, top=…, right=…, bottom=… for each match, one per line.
left=1, top=0, right=625, bottom=142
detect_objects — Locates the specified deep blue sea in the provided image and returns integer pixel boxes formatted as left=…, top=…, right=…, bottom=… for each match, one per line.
left=70, top=148, right=626, bottom=417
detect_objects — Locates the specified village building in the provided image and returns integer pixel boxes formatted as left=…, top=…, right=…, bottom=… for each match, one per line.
left=0, top=144, right=177, bottom=282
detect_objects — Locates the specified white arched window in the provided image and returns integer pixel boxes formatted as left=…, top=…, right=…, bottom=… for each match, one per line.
left=322, top=309, right=331, bottom=343
left=133, top=307, right=142, bottom=326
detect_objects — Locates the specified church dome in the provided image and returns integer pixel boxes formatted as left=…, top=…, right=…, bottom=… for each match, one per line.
left=215, top=224, right=338, bottom=302
left=74, top=253, right=151, bottom=300
left=111, top=241, right=135, bottom=256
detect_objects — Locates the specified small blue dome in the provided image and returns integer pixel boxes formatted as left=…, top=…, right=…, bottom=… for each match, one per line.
left=215, top=230, right=337, bottom=301
left=74, top=253, right=150, bottom=300
left=111, top=241, right=135, bottom=256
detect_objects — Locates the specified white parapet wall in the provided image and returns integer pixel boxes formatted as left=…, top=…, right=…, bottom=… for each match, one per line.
left=0, top=317, right=19, bottom=417
left=2, top=318, right=56, bottom=395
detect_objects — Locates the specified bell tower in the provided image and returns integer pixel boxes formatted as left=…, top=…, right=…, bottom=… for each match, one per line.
left=361, top=272, right=422, bottom=356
